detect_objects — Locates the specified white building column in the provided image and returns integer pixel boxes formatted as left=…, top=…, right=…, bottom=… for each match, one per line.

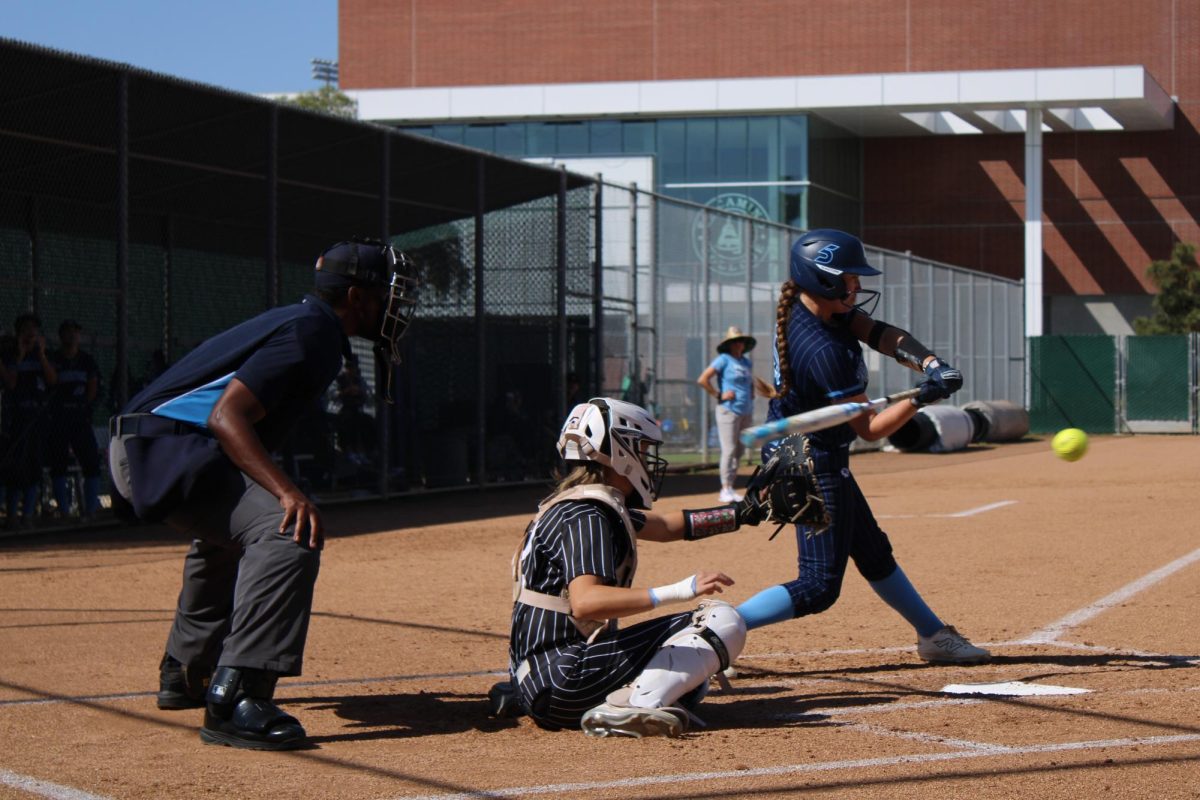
left=1024, top=107, right=1044, bottom=337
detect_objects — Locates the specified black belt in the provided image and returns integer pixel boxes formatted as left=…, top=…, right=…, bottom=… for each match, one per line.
left=109, top=413, right=199, bottom=438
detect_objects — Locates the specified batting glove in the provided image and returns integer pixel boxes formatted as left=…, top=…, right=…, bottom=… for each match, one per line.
left=923, top=357, right=963, bottom=396
left=912, top=379, right=951, bottom=408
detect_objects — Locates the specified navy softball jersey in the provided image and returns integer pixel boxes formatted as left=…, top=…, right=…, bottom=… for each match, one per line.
left=766, top=303, right=898, bottom=615
left=510, top=499, right=692, bottom=730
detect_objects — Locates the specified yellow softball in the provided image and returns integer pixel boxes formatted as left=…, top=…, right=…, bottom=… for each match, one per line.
left=1051, top=428, right=1088, bottom=462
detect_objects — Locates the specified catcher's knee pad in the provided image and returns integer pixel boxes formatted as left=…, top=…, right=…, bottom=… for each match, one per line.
left=628, top=601, right=747, bottom=710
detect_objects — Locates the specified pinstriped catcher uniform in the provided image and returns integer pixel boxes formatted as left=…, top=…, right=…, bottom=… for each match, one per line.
left=510, top=492, right=693, bottom=730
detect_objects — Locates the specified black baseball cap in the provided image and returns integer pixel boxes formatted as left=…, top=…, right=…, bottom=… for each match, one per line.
left=315, top=239, right=393, bottom=290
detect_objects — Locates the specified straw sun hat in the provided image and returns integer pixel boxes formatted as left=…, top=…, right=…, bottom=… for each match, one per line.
left=716, top=326, right=756, bottom=354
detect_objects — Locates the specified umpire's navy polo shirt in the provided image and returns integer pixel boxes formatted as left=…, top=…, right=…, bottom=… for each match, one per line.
left=124, top=295, right=350, bottom=451
left=767, top=304, right=868, bottom=451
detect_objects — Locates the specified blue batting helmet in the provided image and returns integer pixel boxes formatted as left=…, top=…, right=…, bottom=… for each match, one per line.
left=789, top=229, right=882, bottom=301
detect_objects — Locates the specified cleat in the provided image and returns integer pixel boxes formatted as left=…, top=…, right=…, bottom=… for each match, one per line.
left=581, top=702, right=689, bottom=738
left=157, top=653, right=208, bottom=710
left=917, top=625, right=990, bottom=664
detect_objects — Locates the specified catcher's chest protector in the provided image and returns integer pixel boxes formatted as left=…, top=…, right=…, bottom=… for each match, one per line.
left=512, top=485, right=639, bottom=639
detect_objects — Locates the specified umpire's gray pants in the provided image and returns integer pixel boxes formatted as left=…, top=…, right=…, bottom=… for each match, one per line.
left=109, top=436, right=320, bottom=676
left=715, top=405, right=753, bottom=490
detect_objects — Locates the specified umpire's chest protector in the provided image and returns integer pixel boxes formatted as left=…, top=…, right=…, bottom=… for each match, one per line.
left=512, top=485, right=638, bottom=639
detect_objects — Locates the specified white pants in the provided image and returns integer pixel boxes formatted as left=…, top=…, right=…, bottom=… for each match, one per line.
left=715, top=405, right=752, bottom=489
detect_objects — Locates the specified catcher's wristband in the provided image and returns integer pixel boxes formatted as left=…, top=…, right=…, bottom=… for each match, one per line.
left=683, top=505, right=739, bottom=540
left=649, top=575, right=698, bottom=608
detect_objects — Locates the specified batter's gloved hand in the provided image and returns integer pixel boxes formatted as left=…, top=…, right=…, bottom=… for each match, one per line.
left=923, top=357, right=963, bottom=396
left=912, top=379, right=951, bottom=407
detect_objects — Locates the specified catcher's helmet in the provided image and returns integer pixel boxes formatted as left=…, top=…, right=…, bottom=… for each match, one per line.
left=558, top=397, right=667, bottom=509
left=316, top=238, right=418, bottom=365
left=789, top=229, right=881, bottom=313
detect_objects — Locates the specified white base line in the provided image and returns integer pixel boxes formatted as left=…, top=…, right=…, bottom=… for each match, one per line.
left=935, top=500, right=1019, bottom=518
left=1024, top=545, right=1200, bottom=644
left=877, top=500, right=1017, bottom=520
left=0, top=769, right=111, bottom=800
left=395, top=734, right=1200, bottom=800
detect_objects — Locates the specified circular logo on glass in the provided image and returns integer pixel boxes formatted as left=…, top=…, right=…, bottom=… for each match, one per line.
left=692, top=193, right=772, bottom=277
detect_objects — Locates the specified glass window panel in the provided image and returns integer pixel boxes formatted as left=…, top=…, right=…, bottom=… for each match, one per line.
left=747, top=116, right=775, bottom=180
left=685, top=118, right=717, bottom=183
left=623, top=120, right=655, bottom=153
left=553, top=122, right=588, bottom=154
left=526, top=122, right=556, bottom=156
left=717, top=117, right=748, bottom=182
left=431, top=124, right=465, bottom=144
left=494, top=124, right=527, bottom=157
left=657, top=119, right=686, bottom=185
left=463, top=125, right=495, bottom=151
left=589, top=120, right=622, bottom=154
left=404, top=126, right=434, bottom=138
left=780, top=115, right=807, bottom=182
left=780, top=186, right=806, bottom=229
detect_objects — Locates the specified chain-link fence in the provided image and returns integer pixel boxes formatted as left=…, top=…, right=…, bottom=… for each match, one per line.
left=0, top=38, right=592, bottom=533
left=595, top=180, right=1026, bottom=459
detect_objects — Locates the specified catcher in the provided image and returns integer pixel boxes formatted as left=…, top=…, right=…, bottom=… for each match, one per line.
left=502, top=397, right=791, bottom=738
left=734, top=229, right=990, bottom=664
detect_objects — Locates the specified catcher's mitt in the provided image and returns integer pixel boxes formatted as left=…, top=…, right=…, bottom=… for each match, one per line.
left=736, top=434, right=830, bottom=538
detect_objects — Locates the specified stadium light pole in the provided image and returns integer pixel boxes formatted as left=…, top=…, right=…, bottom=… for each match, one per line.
left=311, top=58, right=338, bottom=88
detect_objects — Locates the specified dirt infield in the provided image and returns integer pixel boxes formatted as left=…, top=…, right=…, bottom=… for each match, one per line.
left=2, top=435, right=1198, bottom=799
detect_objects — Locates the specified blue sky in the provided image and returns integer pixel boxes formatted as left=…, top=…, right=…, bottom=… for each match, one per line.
left=2, top=0, right=338, bottom=95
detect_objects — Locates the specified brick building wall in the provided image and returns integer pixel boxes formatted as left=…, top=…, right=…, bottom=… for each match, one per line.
left=340, top=0, right=1200, bottom=305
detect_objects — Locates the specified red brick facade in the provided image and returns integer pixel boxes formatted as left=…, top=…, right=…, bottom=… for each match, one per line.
left=340, top=0, right=1200, bottom=297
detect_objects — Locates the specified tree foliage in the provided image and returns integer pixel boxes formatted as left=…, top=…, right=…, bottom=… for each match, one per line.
left=283, top=86, right=358, bottom=120
left=1133, top=241, right=1200, bottom=334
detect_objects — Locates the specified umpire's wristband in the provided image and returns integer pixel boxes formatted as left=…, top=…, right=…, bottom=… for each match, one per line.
left=683, top=506, right=739, bottom=540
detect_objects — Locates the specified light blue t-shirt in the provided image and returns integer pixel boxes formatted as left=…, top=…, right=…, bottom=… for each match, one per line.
left=709, top=352, right=754, bottom=416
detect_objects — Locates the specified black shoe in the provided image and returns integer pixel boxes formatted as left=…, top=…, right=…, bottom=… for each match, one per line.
left=156, top=653, right=208, bottom=710
left=486, top=680, right=525, bottom=719
left=199, top=667, right=306, bottom=751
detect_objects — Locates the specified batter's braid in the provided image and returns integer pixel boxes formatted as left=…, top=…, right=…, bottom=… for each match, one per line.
left=775, top=280, right=801, bottom=398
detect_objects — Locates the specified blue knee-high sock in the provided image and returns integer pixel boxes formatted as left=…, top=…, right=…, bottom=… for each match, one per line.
left=868, top=566, right=943, bottom=638
left=52, top=476, right=72, bottom=514
left=83, top=476, right=100, bottom=514
left=736, top=585, right=795, bottom=630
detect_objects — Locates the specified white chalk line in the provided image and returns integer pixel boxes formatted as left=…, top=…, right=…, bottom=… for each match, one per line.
left=393, top=733, right=1200, bottom=800
left=769, top=685, right=1200, bottom=722
left=0, top=769, right=111, bottom=800
left=877, top=499, right=1017, bottom=520
left=847, top=721, right=1013, bottom=753
left=1023, top=545, right=1200, bottom=644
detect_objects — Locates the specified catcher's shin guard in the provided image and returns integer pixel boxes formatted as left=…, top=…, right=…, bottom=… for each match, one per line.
left=200, top=667, right=306, bottom=751
left=157, top=652, right=210, bottom=710
left=628, top=601, right=747, bottom=710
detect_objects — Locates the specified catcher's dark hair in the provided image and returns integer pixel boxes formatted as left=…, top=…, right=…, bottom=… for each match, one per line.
left=775, top=280, right=801, bottom=398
